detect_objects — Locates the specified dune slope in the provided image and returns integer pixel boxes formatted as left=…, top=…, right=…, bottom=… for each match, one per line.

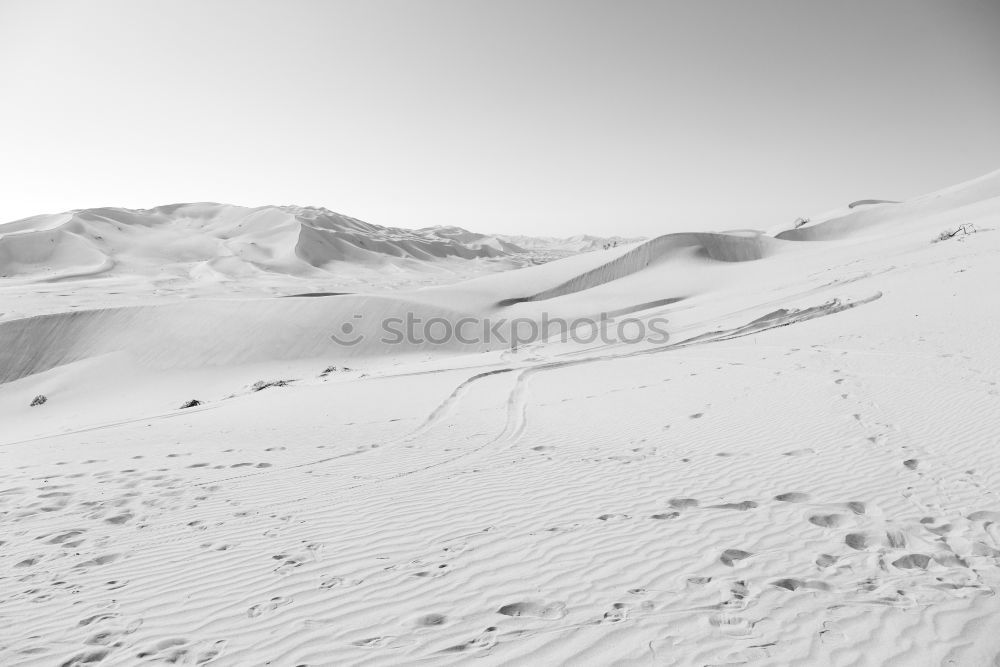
left=1, top=170, right=1000, bottom=666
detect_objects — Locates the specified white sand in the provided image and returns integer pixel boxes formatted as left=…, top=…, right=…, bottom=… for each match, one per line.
left=0, top=203, right=619, bottom=322
left=2, top=171, right=1000, bottom=665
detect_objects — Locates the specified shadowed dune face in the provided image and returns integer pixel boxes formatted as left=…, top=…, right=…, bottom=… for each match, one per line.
left=500, top=231, right=781, bottom=305
left=0, top=296, right=492, bottom=384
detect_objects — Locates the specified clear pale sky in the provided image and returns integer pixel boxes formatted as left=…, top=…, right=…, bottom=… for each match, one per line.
left=2, top=0, right=998, bottom=236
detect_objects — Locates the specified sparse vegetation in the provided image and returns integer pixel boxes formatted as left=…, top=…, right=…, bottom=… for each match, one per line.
left=180, top=399, right=202, bottom=409
left=934, top=223, right=977, bottom=243
left=320, top=365, right=353, bottom=377
left=251, top=379, right=294, bottom=392
left=793, top=217, right=810, bottom=229
left=30, top=394, right=47, bottom=407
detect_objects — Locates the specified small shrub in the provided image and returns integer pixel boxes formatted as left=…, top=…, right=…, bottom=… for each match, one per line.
left=251, top=379, right=294, bottom=392
left=179, top=399, right=202, bottom=409
left=30, top=394, right=47, bottom=407
left=935, top=223, right=977, bottom=243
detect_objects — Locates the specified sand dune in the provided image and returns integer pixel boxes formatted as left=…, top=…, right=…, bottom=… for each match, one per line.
left=2, top=169, right=1000, bottom=665
left=499, top=231, right=780, bottom=305
left=0, top=294, right=492, bottom=384
left=0, top=205, right=633, bottom=322
left=3, top=171, right=999, bottom=384
left=0, top=203, right=532, bottom=282
left=777, top=168, right=1000, bottom=241
left=0, top=204, right=633, bottom=285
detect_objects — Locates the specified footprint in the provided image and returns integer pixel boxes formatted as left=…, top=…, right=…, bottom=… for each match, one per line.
left=352, top=636, right=395, bottom=648
left=885, top=530, right=907, bottom=548
left=442, top=626, right=497, bottom=653
left=416, top=613, right=447, bottom=627
left=43, top=529, right=87, bottom=544
left=59, top=649, right=110, bottom=665
left=413, top=564, right=451, bottom=578
left=892, top=554, right=931, bottom=570
left=770, top=578, right=805, bottom=591
left=720, top=549, right=753, bottom=567
left=496, top=600, right=567, bottom=619
left=597, top=602, right=630, bottom=623
left=774, top=492, right=810, bottom=503
left=74, top=554, right=120, bottom=569
left=710, top=501, right=758, bottom=511
left=668, top=498, right=699, bottom=510
left=137, top=638, right=189, bottom=661
left=77, top=613, right=119, bottom=627
left=845, top=533, right=871, bottom=550
left=84, top=630, right=118, bottom=646
left=844, top=501, right=866, bottom=515
left=320, top=574, right=362, bottom=589
left=651, top=512, right=680, bottom=520
left=247, top=596, right=291, bottom=618
left=273, top=558, right=302, bottom=575
left=195, top=640, right=227, bottom=664
left=808, top=514, right=846, bottom=528
left=729, top=580, right=750, bottom=600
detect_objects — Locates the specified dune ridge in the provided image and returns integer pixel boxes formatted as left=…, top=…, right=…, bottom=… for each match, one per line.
left=499, top=231, right=780, bottom=305
left=0, top=203, right=641, bottom=283
left=3, top=169, right=1000, bottom=384
left=0, top=204, right=534, bottom=281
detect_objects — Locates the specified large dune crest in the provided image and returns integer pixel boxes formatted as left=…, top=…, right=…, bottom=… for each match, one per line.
left=0, top=203, right=543, bottom=281
left=499, top=230, right=780, bottom=305
left=2, top=168, right=998, bottom=386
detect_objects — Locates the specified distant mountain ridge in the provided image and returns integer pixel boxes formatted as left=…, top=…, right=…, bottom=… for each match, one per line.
left=0, top=203, right=633, bottom=281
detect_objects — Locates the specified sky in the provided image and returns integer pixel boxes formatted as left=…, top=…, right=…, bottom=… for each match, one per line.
left=1, top=0, right=999, bottom=237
